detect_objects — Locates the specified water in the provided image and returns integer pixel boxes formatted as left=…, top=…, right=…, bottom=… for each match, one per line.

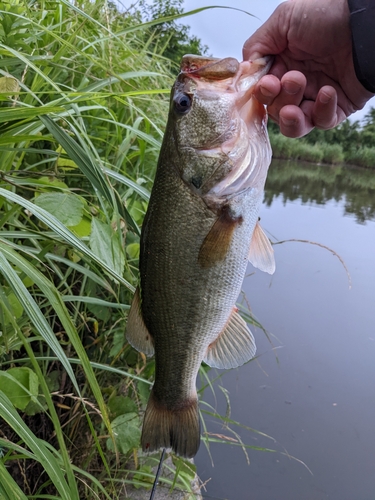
left=195, top=160, right=375, bottom=500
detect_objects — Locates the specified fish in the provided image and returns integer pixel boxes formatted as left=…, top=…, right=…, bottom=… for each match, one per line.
left=126, top=54, right=275, bottom=458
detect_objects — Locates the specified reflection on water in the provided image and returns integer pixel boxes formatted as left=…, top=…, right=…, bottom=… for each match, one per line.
left=265, top=159, right=375, bottom=223
left=195, top=160, right=375, bottom=500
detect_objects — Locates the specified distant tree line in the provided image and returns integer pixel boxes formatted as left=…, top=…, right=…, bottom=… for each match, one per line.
left=134, top=0, right=208, bottom=64
left=269, top=109, right=375, bottom=168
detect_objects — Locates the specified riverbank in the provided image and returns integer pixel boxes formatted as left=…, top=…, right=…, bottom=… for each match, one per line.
left=270, top=133, right=375, bottom=168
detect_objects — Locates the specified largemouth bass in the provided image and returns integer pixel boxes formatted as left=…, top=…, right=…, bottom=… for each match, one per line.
left=126, top=55, right=275, bottom=458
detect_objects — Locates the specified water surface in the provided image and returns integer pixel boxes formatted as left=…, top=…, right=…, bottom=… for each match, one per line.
left=195, top=160, right=375, bottom=500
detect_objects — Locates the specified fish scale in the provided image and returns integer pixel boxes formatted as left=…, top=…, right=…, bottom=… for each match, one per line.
left=126, top=54, right=275, bottom=458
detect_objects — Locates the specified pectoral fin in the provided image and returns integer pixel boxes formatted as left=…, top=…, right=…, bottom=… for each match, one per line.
left=248, top=221, right=275, bottom=275
left=125, top=286, right=155, bottom=357
left=203, top=307, right=256, bottom=369
left=198, top=206, right=242, bottom=268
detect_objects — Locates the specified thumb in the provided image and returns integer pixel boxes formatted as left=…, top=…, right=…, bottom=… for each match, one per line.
left=242, top=3, right=290, bottom=61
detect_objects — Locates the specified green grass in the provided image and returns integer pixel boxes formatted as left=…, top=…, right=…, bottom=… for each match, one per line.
left=0, top=0, right=178, bottom=497
left=0, top=1, right=282, bottom=498
left=270, top=131, right=375, bottom=168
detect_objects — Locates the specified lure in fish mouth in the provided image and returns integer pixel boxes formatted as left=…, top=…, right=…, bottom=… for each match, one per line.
left=126, top=54, right=275, bottom=458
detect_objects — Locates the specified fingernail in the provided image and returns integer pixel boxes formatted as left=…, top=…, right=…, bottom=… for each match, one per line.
left=259, top=85, right=274, bottom=98
left=319, top=91, right=332, bottom=104
left=282, top=80, right=301, bottom=95
left=280, top=116, right=297, bottom=127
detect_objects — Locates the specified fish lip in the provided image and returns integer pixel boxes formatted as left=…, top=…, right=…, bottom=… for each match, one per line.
left=179, top=54, right=272, bottom=87
left=180, top=55, right=239, bottom=80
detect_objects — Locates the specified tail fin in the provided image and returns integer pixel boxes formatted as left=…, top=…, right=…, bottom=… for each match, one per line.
left=141, top=390, right=200, bottom=458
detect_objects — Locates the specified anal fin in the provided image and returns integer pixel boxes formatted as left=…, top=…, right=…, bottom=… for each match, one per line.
left=125, top=286, right=154, bottom=357
left=203, top=307, right=256, bottom=369
left=248, top=221, right=275, bottom=275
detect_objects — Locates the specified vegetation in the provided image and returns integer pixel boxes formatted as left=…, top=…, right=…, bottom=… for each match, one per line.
left=138, top=0, right=209, bottom=63
left=0, top=1, right=274, bottom=498
left=5, top=0, right=366, bottom=496
left=269, top=110, right=375, bottom=168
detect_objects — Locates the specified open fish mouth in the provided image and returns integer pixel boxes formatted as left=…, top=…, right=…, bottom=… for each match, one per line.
left=179, top=55, right=273, bottom=199
left=180, top=54, right=272, bottom=87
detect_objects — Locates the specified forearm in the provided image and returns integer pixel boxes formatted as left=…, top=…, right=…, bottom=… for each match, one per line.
left=348, top=0, right=375, bottom=92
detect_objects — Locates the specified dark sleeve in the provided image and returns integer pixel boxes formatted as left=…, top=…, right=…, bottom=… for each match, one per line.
left=348, top=0, right=375, bottom=93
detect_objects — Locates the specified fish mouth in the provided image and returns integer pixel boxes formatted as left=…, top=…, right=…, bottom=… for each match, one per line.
left=180, top=54, right=240, bottom=80
left=179, top=55, right=273, bottom=200
left=180, top=54, right=272, bottom=86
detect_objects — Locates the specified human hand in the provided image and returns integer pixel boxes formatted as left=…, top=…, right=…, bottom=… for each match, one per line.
left=243, top=0, right=374, bottom=137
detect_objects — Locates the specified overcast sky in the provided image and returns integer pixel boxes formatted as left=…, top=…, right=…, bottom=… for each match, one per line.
left=182, top=0, right=282, bottom=60
left=126, top=0, right=374, bottom=123
left=182, top=0, right=374, bottom=123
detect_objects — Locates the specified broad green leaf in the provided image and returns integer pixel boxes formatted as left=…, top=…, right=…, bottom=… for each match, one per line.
left=108, top=396, right=137, bottom=419
left=39, top=115, right=140, bottom=236
left=90, top=218, right=125, bottom=276
left=106, top=412, right=141, bottom=455
left=56, top=145, right=78, bottom=169
left=137, top=380, right=152, bottom=406
left=0, top=367, right=38, bottom=411
left=34, top=191, right=84, bottom=226
left=6, top=291, right=23, bottom=318
left=126, top=242, right=140, bottom=260
left=0, top=188, right=134, bottom=290
left=68, top=216, right=91, bottom=237
left=109, top=329, right=126, bottom=358
left=0, top=76, right=20, bottom=94
left=38, top=176, right=69, bottom=190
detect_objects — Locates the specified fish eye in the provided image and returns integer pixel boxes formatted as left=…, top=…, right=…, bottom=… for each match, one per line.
left=174, top=93, right=192, bottom=114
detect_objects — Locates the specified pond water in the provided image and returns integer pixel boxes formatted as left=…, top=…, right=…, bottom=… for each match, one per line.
left=195, top=160, right=375, bottom=500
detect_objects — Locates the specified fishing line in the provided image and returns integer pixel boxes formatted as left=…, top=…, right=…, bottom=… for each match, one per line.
left=149, top=447, right=166, bottom=500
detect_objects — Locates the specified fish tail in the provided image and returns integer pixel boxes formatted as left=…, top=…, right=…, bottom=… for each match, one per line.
left=141, top=390, right=200, bottom=458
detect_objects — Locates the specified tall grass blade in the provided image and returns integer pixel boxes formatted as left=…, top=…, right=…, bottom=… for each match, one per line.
left=0, top=250, right=80, bottom=394
left=0, top=188, right=134, bottom=290
left=0, top=391, right=72, bottom=500
left=0, top=244, right=114, bottom=438
left=40, top=115, right=140, bottom=235
left=0, top=461, right=28, bottom=500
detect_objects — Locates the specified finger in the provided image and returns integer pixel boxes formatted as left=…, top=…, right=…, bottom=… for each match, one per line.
left=280, top=71, right=306, bottom=105
left=312, top=86, right=344, bottom=129
left=252, top=75, right=281, bottom=106
left=279, top=104, right=314, bottom=138
left=266, top=71, right=307, bottom=124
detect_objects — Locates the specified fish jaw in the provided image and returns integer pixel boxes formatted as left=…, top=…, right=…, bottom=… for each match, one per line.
left=170, top=55, right=272, bottom=205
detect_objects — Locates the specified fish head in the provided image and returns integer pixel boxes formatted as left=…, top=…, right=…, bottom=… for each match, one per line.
left=167, top=54, right=273, bottom=203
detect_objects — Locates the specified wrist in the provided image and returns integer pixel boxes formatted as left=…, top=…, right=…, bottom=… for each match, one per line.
left=348, top=0, right=375, bottom=93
